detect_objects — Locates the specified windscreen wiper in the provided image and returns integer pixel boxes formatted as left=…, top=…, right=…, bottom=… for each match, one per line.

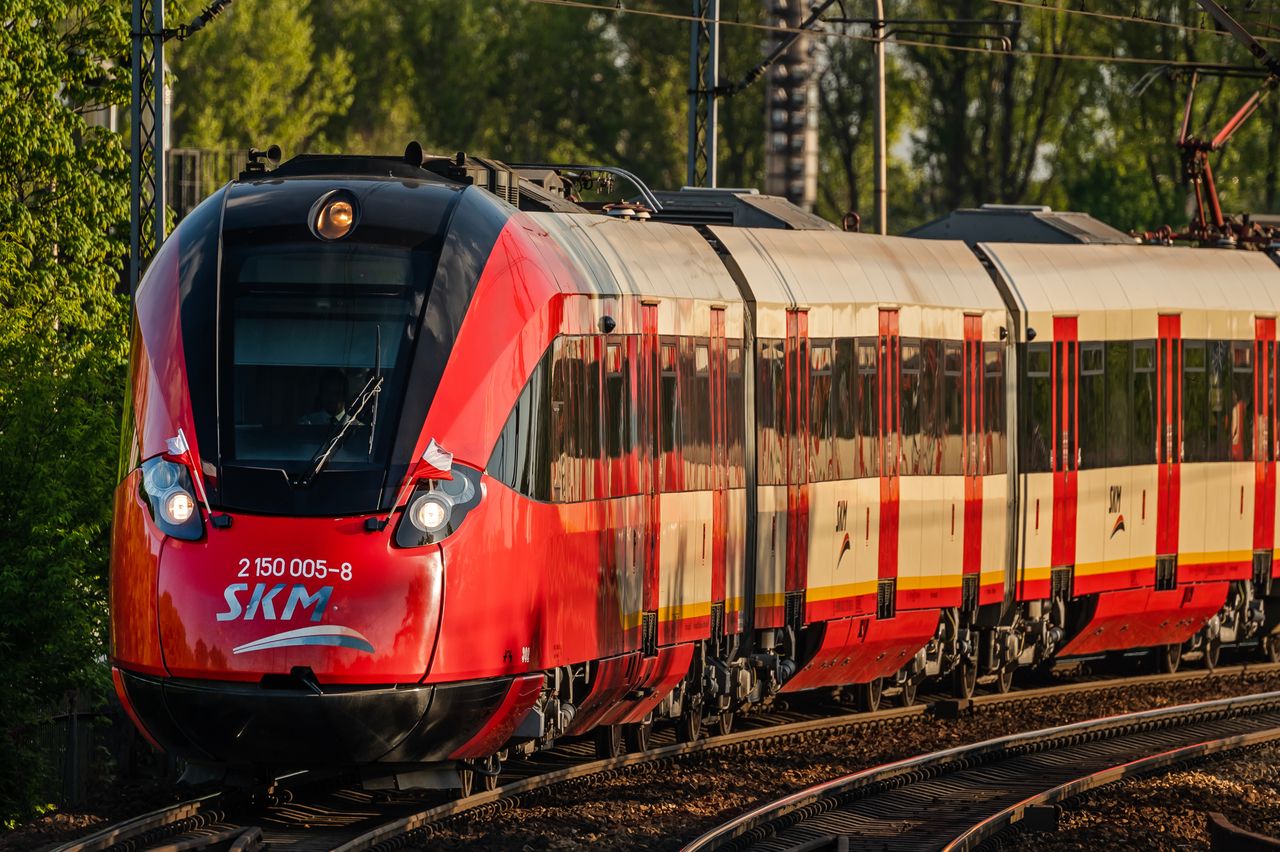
left=293, top=374, right=383, bottom=488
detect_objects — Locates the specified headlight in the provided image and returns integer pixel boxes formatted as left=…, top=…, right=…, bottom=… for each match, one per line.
left=409, top=493, right=451, bottom=534
left=138, top=457, right=204, bottom=541
left=164, top=491, right=197, bottom=524
left=395, top=466, right=482, bottom=548
left=311, top=191, right=358, bottom=241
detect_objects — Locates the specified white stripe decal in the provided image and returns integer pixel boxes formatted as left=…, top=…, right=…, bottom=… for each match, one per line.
left=232, top=625, right=375, bottom=655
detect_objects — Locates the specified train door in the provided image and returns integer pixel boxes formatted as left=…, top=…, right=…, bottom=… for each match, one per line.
left=640, top=303, right=660, bottom=653
left=710, top=308, right=729, bottom=639
left=877, top=309, right=900, bottom=618
left=962, top=316, right=984, bottom=611
left=784, top=309, right=810, bottom=630
left=1254, top=317, right=1276, bottom=587
left=1155, top=314, right=1182, bottom=590
left=1051, top=317, right=1079, bottom=589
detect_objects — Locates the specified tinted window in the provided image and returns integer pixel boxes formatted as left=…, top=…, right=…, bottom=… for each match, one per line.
left=1183, top=341, right=1207, bottom=463
left=1132, top=341, right=1156, bottom=466
left=1080, top=343, right=1105, bottom=469
left=489, top=346, right=552, bottom=500
left=901, top=339, right=924, bottom=475
left=984, top=343, right=1006, bottom=475
left=941, top=342, right=963, bottom=475
left=727, top=341, right=746, bottom=488
left=660, top=340, right=682, bottom=490
left=1208, top=340, right=1231, bottom=462
left=1024, top=343, right=1052, bottom=473
left=604, top=341, right=632, bottom=496
left=1233, top=340, right=1254, bottom=461
left=1106, top=341, right=1131, bottom=467
left=832, top=338, right=857, bottom=479
left=758, top=339, right=786, bottom=486
left=810, top=342, right=835, bottom=481
left=857, top=339, right=879, bottom=477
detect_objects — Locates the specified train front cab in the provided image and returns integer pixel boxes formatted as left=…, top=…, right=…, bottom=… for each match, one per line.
left=982, top=242, right=1280, bottom=665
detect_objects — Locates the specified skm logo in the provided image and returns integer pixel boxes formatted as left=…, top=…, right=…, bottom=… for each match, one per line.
left=217, top=583, right=332, bottom=622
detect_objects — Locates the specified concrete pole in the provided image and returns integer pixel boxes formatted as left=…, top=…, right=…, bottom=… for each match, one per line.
left=873, top=0, right=888, bottom=234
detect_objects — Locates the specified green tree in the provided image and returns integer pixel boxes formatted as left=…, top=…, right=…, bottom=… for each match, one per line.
left=0, top=0, right=131, bottom=823
left=168, top=0, right=354, bottom=155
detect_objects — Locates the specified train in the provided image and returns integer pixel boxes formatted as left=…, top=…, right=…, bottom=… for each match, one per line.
left=109, top=145, right=1280, bottom=793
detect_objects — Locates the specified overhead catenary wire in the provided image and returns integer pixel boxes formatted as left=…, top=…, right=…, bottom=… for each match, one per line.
left=989, top=0, right=1280, bottom=48
left=525, top=0, right=1264, bottom=70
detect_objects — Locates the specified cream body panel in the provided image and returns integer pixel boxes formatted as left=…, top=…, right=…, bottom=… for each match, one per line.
left=755, top=484, right=787, bottom=607
left=938, top=475, right=965, bottom=588
left=726, top=488, right=747, bottom=629
left=1102, top=466, right=1134, bottom=568
left=1021, top=472, right=1054, bottom=580
left=1177, top=462, right=1209, bottom=558
left=805, top=480, right=843, bottom=597
left=1075, top=468, right=1107, bottom=569
left=982, top=474, right=1009, bottom=586
left=898, top=477, right=927, bottom=591
left=657, top=490, right=713, bottom=619
left=1129, top=465, right=1159, bottom=565
left=1230, top=462, right=1256, bottom=559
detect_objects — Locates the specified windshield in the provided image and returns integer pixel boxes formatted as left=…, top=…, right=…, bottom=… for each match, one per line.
left=220, top=239, right=430, bottom=482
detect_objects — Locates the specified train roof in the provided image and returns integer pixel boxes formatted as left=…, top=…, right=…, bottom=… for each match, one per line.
left=908, top=205, right=1136, bottom=246
left=981, top=242, right=1280, bottom=340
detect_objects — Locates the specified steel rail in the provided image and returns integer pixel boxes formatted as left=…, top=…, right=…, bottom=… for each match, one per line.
left=681, top=690, right=1280, bottom=852
left=53, top=660, right=1280, bottom=852
left=945, top=726, right=1280, bottom=851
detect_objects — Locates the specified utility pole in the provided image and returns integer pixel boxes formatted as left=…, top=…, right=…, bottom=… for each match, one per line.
left=687, top=0, right=720, bottom=187
left=765, top=0, right=819, bottom=210
left=873, top=0, right=887, bottom=234
left=129, top=0, right=234, bottom=291
left=130, top=0, right=165, bottom=292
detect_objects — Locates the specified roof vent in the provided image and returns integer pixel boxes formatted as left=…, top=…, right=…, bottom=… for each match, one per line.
left=979, top=203, right=1052, bottom=213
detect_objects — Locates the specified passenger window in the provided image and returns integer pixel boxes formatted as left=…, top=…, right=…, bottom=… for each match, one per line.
left=1023, top=342, right=1052, bottom=474
left=1080, top=343, right=1105, bottom=469
left=857, top=339, right=879, bottom=478
left=810, top=342, right=834, bottom=481
left=1182, top=341, right=1207, bottom=463
left=832, top=338, right=857, bottom=479
left=900, top=339, right=924, bottom=475
left=941, top=341, right=963, bottom=476
left=1106, top=342, right=1132, bottom=467
left=604, top=341, right=632, bottom=497
left=984, top=343, right=1005, bottom=475
left=489, top=345, right=552, bottom=501
left=1233, top=340, right=1254, bottom=461
left=660, top=340, right=682, bottom=491
left=727, top=341, right=746, bottom=488
left=758, top=339, right=786, bottom=486
left=1132, top=341, right=1157, bottom=466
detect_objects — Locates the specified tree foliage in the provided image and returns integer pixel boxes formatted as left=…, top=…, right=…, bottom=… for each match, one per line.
left=0, top=0, right=131, bottom=823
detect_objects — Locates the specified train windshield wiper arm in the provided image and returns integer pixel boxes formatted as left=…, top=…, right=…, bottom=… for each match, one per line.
left=293, top=374, right=383, bottom=488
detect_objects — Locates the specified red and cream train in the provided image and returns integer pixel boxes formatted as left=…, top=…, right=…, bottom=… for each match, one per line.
left=109, top=149, right=1280, bottom=789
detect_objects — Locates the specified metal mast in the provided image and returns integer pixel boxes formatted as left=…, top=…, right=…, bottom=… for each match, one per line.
left=687, top=0, right=720, bottom=187
left=764, top=0, right=819, bottom=210
left=130, top=0, right=166, bottom=292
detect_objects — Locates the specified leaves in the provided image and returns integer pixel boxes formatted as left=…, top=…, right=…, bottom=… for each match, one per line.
left=0, top=0, right=129, bottom=823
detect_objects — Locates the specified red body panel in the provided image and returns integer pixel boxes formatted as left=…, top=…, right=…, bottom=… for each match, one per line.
left=1156, top=315, right=1181, bottom=557
left=1256, top=319, right=1277, bottom=554
left=1056, top=581, right=1229, bottom=657
left=448, top=674, right=545, bottom=759
left=109, top=471, right=166, bottom=675
left=1051, top=317, right=1079, bottom=571
left=599, top=643, right=694, bottom=725
left=963, top=316, right=983, bottom=582
left=154, top=512, right=443, bottom=684
left=878, top=311, right=900, bottom=588
left=778, top=610, right=938, bottom=692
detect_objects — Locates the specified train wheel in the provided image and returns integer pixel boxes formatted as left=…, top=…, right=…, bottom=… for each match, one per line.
left=594, top=724, right=625, bottom=759
left=676, top=705, right=703, bottom=743
left=624, top=718, right=653, bottom=753
left=855, top=678, right=883, bottom=713
left=953, top=660, right=977, bottom=700
left=1202, top=636, right=1221, bottom=671
left=714, top=710, right=735, bottom=736
left=899, top=678, right=918, bottom=708
left=456, top=766, right=474, bottom=799
left=994, top=664, right=1015, bottom=694
left=478, top=754, right=500, bottom=793
left=1157, top=643, right=1181, bottom=674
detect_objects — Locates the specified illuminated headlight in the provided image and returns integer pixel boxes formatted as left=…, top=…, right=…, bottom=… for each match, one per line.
left=394, top=466, right=483, bottom=548
left=138, top=457, right=204, bottom=541
left=164, top=491, right=197, bottom=524
left=409, top=493, right=451, bottom=534
left=311, top=192, right=358, bottom=241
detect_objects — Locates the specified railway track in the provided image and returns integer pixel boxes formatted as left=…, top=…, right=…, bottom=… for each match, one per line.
left=52, top=660, right=1280, bottom=852
left=682, top=691, right=1280, bottom=852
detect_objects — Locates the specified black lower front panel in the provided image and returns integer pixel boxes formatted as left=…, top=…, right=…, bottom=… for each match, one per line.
left=118, top=670, right=514, bottom=767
